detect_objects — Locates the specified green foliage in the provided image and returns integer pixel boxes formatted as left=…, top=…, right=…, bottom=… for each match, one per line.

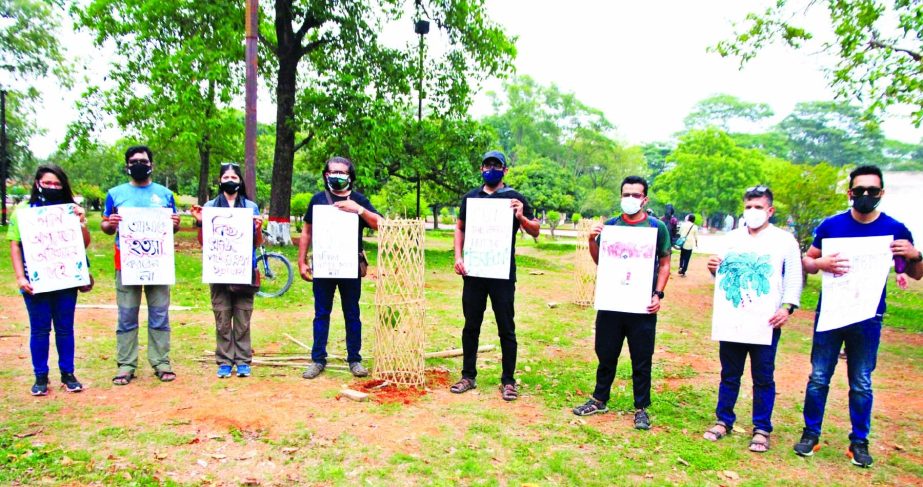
left=764, top=160, right=846, bottom=252
left=546, top=210, right=561, bottom=239
left=778, top=101, right=884, bottom=166
left=0, top=0, right=68, bottom=82
left=571, top=212, right=582, bottom=226
left=290, top=192, right=314, bottom=221
left=714, top=0, right=923, bottom=125
left=579, top=187, right=618, bottom=217
left=683, top=93, right=774, bottom=131
left=505, top=156, right=576, bottom=213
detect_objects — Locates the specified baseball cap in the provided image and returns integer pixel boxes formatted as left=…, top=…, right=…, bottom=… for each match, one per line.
left=481, top=150, right=507, bottom=167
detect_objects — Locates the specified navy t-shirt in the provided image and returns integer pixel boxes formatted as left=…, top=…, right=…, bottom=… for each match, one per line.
left=303, top=190, right=377, bottom=250
left=458, top=185, right=534, bottom=281
left=812, top=211, right=913, bottom=315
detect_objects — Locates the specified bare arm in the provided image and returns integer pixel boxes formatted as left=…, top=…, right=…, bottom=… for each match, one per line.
left=10, top=241, right=33, bottom=294
left=454, top=219, right=467, bottom=275
left=648, top=255, right=671, bottom=313
left=298, top=222, right=312, bottom=281
left=520, top=216, right=541, bottom=238
left=802, top=246, right=849, bottom=275
left=587, top=223, right=603, bottom=265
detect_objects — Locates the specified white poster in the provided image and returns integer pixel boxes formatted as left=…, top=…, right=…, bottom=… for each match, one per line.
left=201, top=207, right=254, bottom=284
left=312, top=205, right=359, bottom=279
left=18, top=204, right=91, bottom=294
left=463, top=198, right=514, bottom=279
left=817, top=236, right=893, bottom=332
left=594, top=226, right=658, bottom=314
left=118, top=207, right=176, bottom=285
left=711, top=251, right=777, bottom=345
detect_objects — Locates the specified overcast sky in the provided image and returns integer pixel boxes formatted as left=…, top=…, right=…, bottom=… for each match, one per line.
left=23, top=1, right=923, bottom=157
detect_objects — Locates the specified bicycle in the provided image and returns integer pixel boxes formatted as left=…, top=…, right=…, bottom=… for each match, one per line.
left=256, top=229, right=293, bottom=298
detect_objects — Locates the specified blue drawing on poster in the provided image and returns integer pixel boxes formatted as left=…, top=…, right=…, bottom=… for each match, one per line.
left=718, top=252, right=772, bottom=308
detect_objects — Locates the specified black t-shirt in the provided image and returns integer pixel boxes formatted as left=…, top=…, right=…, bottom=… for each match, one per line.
left=458, top=185, right=534, bottom=281
left=303, top=190, right=377, bottom=250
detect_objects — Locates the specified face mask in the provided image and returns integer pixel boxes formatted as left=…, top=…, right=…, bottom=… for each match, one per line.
left=620, top=196, right=643, bottom=215
left=326, top=175, right=350, bottom=191
left=481, top=168, right=504, bottom=186
left=743, top=208, right=768, bottom=229
left=37, top=186, right=65, bottom=204
left=219, top=181, right=240, bottom=194
left=851, top=195, right=880, bottom=214
left=128, top=164, right=152, bottom=181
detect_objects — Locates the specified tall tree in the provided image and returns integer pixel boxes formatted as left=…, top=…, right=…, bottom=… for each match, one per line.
left=683, top=93, right=774, bottom=131
left=777, top=101, right=884, bottom=166
left=714, top=0, right=923, bottom=125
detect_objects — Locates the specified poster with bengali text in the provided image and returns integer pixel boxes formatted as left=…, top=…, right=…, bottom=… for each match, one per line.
left=594, top=226, right=657, bottom=314
left=463, top=198, right=513, bottom=279
left=18, top=204, right=91, bottom=294
left=312, top=205, right=359, bottom=279
left=817, top=236, right=893, bottom=332
left=711, top=251, right=777, bottom=345
left=202, top=207, right=254, bottom=284
left=118, top=207, right=176, bottom=285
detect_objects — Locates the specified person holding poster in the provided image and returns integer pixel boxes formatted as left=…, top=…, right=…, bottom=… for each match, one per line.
left=297, top=157, right=380, bottom=379
left=703, top=186, right=802, bottom=453
left=8, top=165, right=92, bottom=396
left=794, top=166, right=922, bottom=468
left=190, top=163, right=262, bottom=379
left=450, top=150, right=540, bottom=401
left=571, top=176, right=670, bottom=430
left=101, top=145, right=181, bottom=385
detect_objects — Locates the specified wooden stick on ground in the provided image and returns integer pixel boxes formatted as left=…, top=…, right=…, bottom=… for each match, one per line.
left=193, top=358, right=348, bottom=370
left=204, top=344, right=496, bottom=361
left=283, top=333, right=312, bottom=352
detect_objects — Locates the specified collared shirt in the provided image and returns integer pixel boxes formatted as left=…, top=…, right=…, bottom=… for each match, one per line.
left=459, top=185, right=534, bottom=281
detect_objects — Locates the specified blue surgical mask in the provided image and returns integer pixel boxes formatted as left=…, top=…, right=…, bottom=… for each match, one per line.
left=482, top=168, right=504, bottom=186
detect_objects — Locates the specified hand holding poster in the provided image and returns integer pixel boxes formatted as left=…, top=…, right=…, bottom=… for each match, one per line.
left=711, top=251, right=776, bottom=345
left=594, top=225, right=657, bottom=314
left=462, top=198, right=513, bottom=279
left=312, top=205, right=359, bottom=279
left=18, top=204, right=91, bottom=294
left=817, top=236, right=893, bottom=332
left=201, top=207, right=254, bottom=284
left=118, top=207, right=176, bottom=285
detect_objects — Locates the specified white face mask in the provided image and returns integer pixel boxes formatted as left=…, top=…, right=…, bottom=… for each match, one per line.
left=620, top=196, right=643, bottom=216
left=743, top=208, right=768, bottom=229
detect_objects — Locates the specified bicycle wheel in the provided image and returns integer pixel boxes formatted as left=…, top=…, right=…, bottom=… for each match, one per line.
left=256, top=253, right=293, bottom=298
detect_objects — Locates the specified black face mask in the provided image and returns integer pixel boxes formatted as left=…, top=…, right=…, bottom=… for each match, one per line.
left=852, top=195, right=881, bottom=214
left=127, top=164, right=152, bottom=181
left=37, top=186, right=66, bottom=204
left=219, top=181, right=241, bottom=195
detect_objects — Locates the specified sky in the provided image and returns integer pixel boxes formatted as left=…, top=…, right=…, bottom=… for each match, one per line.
left=19, top=1, right=923, bottom=157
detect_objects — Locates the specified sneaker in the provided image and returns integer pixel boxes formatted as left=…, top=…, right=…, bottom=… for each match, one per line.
left=61, top=372, right=83, bottom=393
left=217, top=365, right=233, bottom=378
left=793, top=432, right=821, bottom=456
left=848, top=441, right=874, bottom=468
left=31, top=374, right=49, bottom=396
left=634, top=409, right=651, bottom=430
left=572, top=399, right=608, bottom=416
left=236, top=364, right=251, bottom=378
left=302, top=363, right=325, bottom=379
left=349, top=362, right=369, bottom=377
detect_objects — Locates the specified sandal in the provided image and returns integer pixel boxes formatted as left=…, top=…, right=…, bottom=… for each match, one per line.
left=154, top=370, right=176, bottom=382
left=450, top=377, right=476, bottom=394
left=703, top=421, right=730, bottom=441
left=500, top=383, right=518, bottom=401
left=112, top=371, right=134, bottom=386
left=749, top=429, right=771, bottom=453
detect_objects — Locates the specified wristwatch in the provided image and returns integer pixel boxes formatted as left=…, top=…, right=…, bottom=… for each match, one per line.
left=357, top=207, right=365, bottom=216
left=653, top=290, right=665, bottom=299
left=910, top=251, right=923, bottom=263
left=785, top=304, right=797, bottom=315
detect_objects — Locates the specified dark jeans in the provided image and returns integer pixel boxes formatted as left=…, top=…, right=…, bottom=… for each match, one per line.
left=461, top=276, right=517, bottom=385
left=715, top=328, right=781, bottom=432
left=312, top=278, right=363, bottom=365
left=802, top=316, right=881, bottom=442
left=592, top=310, right=657, bottom=408
left=678, top=248, right=693, bottom=275
left=24, top=288, right=78, bottom=376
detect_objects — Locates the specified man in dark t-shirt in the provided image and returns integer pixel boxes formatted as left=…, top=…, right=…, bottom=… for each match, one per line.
left=296, top=157, right=381, bottom=380
left=450, top=150, right=540, bottom=401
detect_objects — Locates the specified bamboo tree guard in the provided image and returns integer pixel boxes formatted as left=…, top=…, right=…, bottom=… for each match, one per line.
left=373, top=218, right=426, bottom=386
left=573, top=219, right=597, bottom=307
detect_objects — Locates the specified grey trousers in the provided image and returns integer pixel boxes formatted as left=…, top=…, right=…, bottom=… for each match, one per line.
left=210, top=284, right=255, bottom=366
left=115, top=271, right=172, bottom=374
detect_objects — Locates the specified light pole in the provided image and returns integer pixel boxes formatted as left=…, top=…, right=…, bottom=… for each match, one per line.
left=414, top=8, right=429, bottom=219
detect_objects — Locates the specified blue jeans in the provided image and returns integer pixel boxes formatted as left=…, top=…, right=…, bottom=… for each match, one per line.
left=715, top=329, right=781, bottom=432
left=312, top=278, right=363, bottom=365
left=802, top=316, right=881, bottom=442
left=23, top=289, right=79, bottom=376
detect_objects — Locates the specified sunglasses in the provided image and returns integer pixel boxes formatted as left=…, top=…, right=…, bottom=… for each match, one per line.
left=850, top=186, right=882, bottom=197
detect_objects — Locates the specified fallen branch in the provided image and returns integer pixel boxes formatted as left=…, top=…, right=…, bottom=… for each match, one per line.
left=203, top=344, right=496, bottom=361
left=425, top=345, right=494, bottom=359
left=283, top=333, right=312, bottom=352
left=193, top=358, right=347, bottom=370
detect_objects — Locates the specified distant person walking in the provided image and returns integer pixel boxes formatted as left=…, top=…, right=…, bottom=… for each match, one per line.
left=677, top=214, right=698, bottom=277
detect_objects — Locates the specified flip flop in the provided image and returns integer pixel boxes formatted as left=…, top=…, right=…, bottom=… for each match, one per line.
left=112, top=371, right=134, bottom=386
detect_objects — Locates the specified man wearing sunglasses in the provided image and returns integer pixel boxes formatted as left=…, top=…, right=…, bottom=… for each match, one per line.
left=794, top=165, right=922, bottom=467
left=101, top=145, right=182, bottom=385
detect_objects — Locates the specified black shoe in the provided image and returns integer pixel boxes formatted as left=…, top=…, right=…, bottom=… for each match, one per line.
left=849, top=441, right=873, bottom=468
left=572, top=399, right=608, bottom=416
left=634, top=409, right=651, bottom=430
left=793, top=432, right=820, bottom=457
left=31, top=373, right=49, bottom=396
left=61, top=372, right=83, bottom=392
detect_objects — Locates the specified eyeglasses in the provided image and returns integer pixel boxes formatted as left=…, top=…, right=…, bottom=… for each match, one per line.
left=481, top=161, right=504, bottom=169
left=621, top=192, right=645, bottom=199
left=849, top=186, right=882, bottom=197
left=128, top=158, right=151, bottom=166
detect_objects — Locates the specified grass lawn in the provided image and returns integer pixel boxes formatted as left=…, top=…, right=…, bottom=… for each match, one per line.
left=1, top=213, right=921, bottom=485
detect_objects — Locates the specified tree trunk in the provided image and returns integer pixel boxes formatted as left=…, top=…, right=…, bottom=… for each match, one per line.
left=267, top=38, right=300, bottom=245
left=197, top=136, right=210, bottom=204
left=432, top=205, right=440, bottom=230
